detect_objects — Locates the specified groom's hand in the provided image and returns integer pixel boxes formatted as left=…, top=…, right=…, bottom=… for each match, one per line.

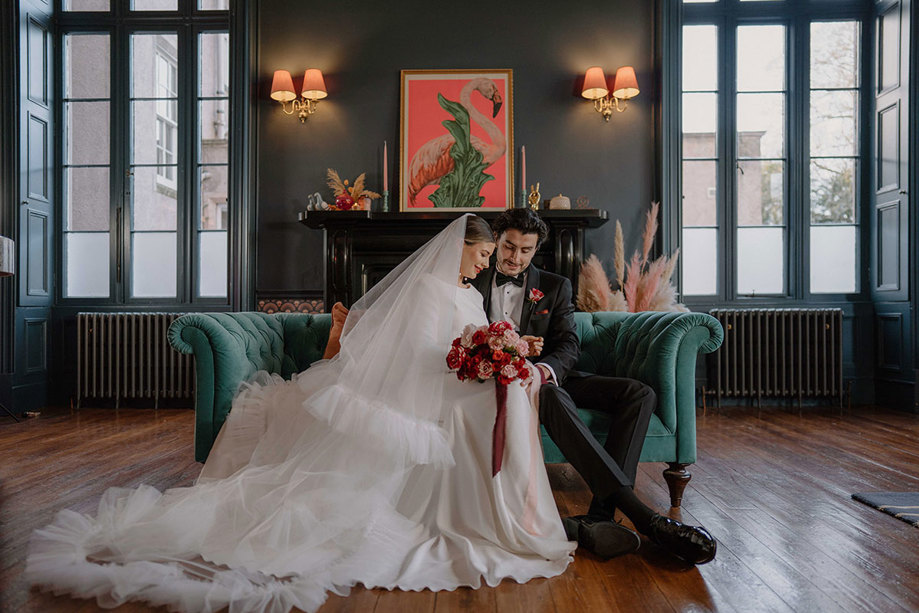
left=521, top=335, right=544, bottom=357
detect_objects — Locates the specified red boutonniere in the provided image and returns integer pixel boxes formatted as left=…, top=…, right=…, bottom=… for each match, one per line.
left=528, top=288, right=545, bottom=304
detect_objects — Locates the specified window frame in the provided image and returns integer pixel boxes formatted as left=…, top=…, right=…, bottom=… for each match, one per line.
left=666, top=0, right=872, bottom=307
left=54, top=0, right=246, bottom=309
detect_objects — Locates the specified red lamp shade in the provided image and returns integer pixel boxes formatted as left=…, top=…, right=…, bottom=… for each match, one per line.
left=612, top=66, right=640, bottom=100
left=581, top=66, right=609, bottom=100
left=270, top=70, right=296, bottom=102
left=301, top=69, right=328, bottom=100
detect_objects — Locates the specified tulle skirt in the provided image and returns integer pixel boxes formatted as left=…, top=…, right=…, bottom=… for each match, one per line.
left=26, top=361, right=574, bottom=613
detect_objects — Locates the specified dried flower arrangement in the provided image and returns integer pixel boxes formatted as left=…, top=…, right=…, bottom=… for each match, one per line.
left=326, top=169, right=382, bottom=211
left=577, top=202, right=688, bottom=313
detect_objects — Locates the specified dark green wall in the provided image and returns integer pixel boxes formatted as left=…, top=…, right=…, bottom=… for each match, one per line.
left=255, top=0, right=658, bottom=293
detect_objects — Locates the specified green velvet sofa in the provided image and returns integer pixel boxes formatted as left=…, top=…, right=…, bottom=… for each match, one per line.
left=168, top=311, right=723, bottom=507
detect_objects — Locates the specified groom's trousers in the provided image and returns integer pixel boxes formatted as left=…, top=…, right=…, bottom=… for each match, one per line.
left=538, top=375, right=655, bottom=516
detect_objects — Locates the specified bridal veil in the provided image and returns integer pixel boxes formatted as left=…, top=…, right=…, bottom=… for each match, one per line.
left=25, top=215, right=482, bottom=612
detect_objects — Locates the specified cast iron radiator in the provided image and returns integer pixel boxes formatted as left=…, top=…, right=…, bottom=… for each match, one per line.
left=76, top=313, right=192, bottom=407
left=707, top=308, right=844, bottom=407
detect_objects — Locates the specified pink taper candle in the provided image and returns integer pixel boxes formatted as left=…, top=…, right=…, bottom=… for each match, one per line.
left=383, top=141, right=388, bottom=192
left=520, top=145, right=526, bottom=196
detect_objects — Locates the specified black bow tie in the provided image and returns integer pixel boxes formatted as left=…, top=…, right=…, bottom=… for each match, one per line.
left=495, top=271, right=525, bottom=287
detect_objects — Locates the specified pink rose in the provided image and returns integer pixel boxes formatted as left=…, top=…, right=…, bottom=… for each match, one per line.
left=488, top=334, right=505, bottom=351
left=477, top=361, right=494, bottom=380
left=461, top=324, right=479, bottom=348
left=515, top=340, right=529, bottom=357
left=500, top=364, right=518, bottom=379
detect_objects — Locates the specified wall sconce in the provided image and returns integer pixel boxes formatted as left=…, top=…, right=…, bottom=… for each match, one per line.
left=581, top=66, right=639, bottom=122
left=270, top=68, right=328, bottom=123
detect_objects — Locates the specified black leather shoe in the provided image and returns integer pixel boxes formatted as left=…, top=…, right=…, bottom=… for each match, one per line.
left=647, top=514, right=717, bottom=564
left=563, top=515, right=641, bottom=560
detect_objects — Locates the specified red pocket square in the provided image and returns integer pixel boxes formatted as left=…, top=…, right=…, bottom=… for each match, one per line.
left=535, top=309, right=549, bottom=315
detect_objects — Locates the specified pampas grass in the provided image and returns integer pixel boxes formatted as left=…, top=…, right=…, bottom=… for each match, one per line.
left=576, top=255, right=611, bottom=312
left=576, top=202, right=688, bottom=313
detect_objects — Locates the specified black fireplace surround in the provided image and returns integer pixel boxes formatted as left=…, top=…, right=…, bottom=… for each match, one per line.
left=299, top=209, right=608, bottom=307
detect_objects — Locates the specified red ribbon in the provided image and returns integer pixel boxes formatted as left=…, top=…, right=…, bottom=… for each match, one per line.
left=492, top=382, right=508, bottom=476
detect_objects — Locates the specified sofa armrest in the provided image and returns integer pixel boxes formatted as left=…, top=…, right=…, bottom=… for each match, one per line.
left=168, top=312, right=290, bottom=462
left=580, top=312, right=723, bottom=463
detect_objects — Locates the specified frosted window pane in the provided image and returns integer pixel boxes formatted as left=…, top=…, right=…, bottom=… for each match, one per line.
left=132, top=0, right=177, bottom=10
left=737, top=227, right=784, bottom=295
left=65, top=233, right=109, bottom=297
left=64, top=0, right=110, bottom=10
left=810, top=226, right=856, bottom=293
left=199, top=232, right=227, bottom=297
left=199, top=0, right=229, bottom=9
left=682, top=25, right=718, bottom=91
left=681, top=228, right=718, bottom=295
left=132, top=232, right=176, bottom=297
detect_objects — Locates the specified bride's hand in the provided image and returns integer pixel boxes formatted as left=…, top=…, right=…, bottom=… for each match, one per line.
left=520, top=335, right=544, bottom=357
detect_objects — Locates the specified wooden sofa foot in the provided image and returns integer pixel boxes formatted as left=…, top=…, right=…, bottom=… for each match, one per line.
left=663, top=463, right=692, bottom=508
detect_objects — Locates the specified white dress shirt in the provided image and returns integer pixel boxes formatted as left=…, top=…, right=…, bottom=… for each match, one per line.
left=488, top=272, right=526, bottom=330
left=488, top=271, right=558, bottom=385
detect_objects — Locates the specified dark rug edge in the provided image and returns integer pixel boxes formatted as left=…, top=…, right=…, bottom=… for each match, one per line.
left=852, top=491, right=919, bottom=528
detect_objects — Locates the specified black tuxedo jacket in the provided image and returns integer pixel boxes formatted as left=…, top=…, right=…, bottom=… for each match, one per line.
left=471, top=264, right=581, bottom=384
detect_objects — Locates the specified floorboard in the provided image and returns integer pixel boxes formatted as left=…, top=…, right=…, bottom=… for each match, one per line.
left=1, top=405, right=917, bottom=613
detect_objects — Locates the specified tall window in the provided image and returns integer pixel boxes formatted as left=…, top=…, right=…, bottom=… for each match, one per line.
left=62, top=33, right=111, bottom=298
left=677, top=0, right=866, bottom=301
left=60, top=3, right=231, bottom=304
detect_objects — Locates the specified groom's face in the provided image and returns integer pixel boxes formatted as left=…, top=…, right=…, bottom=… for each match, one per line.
left=494, top=229, right=539, bottom=277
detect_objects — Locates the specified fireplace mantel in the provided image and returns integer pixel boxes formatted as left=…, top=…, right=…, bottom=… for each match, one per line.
left=298, top=209, right=609, bottom=307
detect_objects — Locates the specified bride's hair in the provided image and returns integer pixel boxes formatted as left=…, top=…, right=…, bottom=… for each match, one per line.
left=464, top=215, right=495, bottom=245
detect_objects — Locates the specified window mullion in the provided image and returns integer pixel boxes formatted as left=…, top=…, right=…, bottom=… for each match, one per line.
left=792, top=15, right=809, bottom=300
left=114, top=22, right=129, bottom=304
left=178, top=22, right=194, bottom=303
left=722, top=16, right=737, bottom=302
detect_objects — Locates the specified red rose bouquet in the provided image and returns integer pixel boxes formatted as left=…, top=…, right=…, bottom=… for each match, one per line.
left=447, top=321, right=533, bottom=386
left=446, top=321, right=534, bottom=476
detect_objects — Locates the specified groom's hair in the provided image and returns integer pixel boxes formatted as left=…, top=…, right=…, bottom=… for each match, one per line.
left=491, top=209, right=549, bottom=247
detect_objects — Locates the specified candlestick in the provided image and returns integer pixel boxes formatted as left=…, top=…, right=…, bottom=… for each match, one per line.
left=520, top=145, right=526, bottom=207
left=383, top=141, right=388, bottom=193
left=382, top=190, right=390, bottom=212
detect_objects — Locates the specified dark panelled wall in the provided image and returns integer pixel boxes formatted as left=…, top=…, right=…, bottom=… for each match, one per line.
left=255, top=0, right=657, bottom=294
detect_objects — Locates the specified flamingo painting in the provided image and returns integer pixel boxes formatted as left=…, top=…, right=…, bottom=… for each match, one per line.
left=406, top=77, right=507, bottom=206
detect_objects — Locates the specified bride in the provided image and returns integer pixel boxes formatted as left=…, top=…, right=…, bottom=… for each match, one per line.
left=26, top=214, right=576, bottom=613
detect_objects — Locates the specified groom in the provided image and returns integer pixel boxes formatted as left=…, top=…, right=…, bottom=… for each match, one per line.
left=471, top=208, right=716, bottom=564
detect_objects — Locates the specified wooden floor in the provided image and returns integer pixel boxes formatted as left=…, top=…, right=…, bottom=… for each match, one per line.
left=1, top=404, right=918, bottom=613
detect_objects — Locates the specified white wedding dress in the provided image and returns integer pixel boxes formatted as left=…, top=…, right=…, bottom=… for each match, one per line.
left=26, top=216, right=574, bottom=613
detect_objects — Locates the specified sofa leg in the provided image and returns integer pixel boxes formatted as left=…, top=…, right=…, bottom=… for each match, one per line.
left=663, top=463, right=692, bottom=508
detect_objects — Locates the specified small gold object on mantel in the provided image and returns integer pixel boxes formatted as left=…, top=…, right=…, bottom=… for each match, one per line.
left=527, top=182, right=541, bottom=210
